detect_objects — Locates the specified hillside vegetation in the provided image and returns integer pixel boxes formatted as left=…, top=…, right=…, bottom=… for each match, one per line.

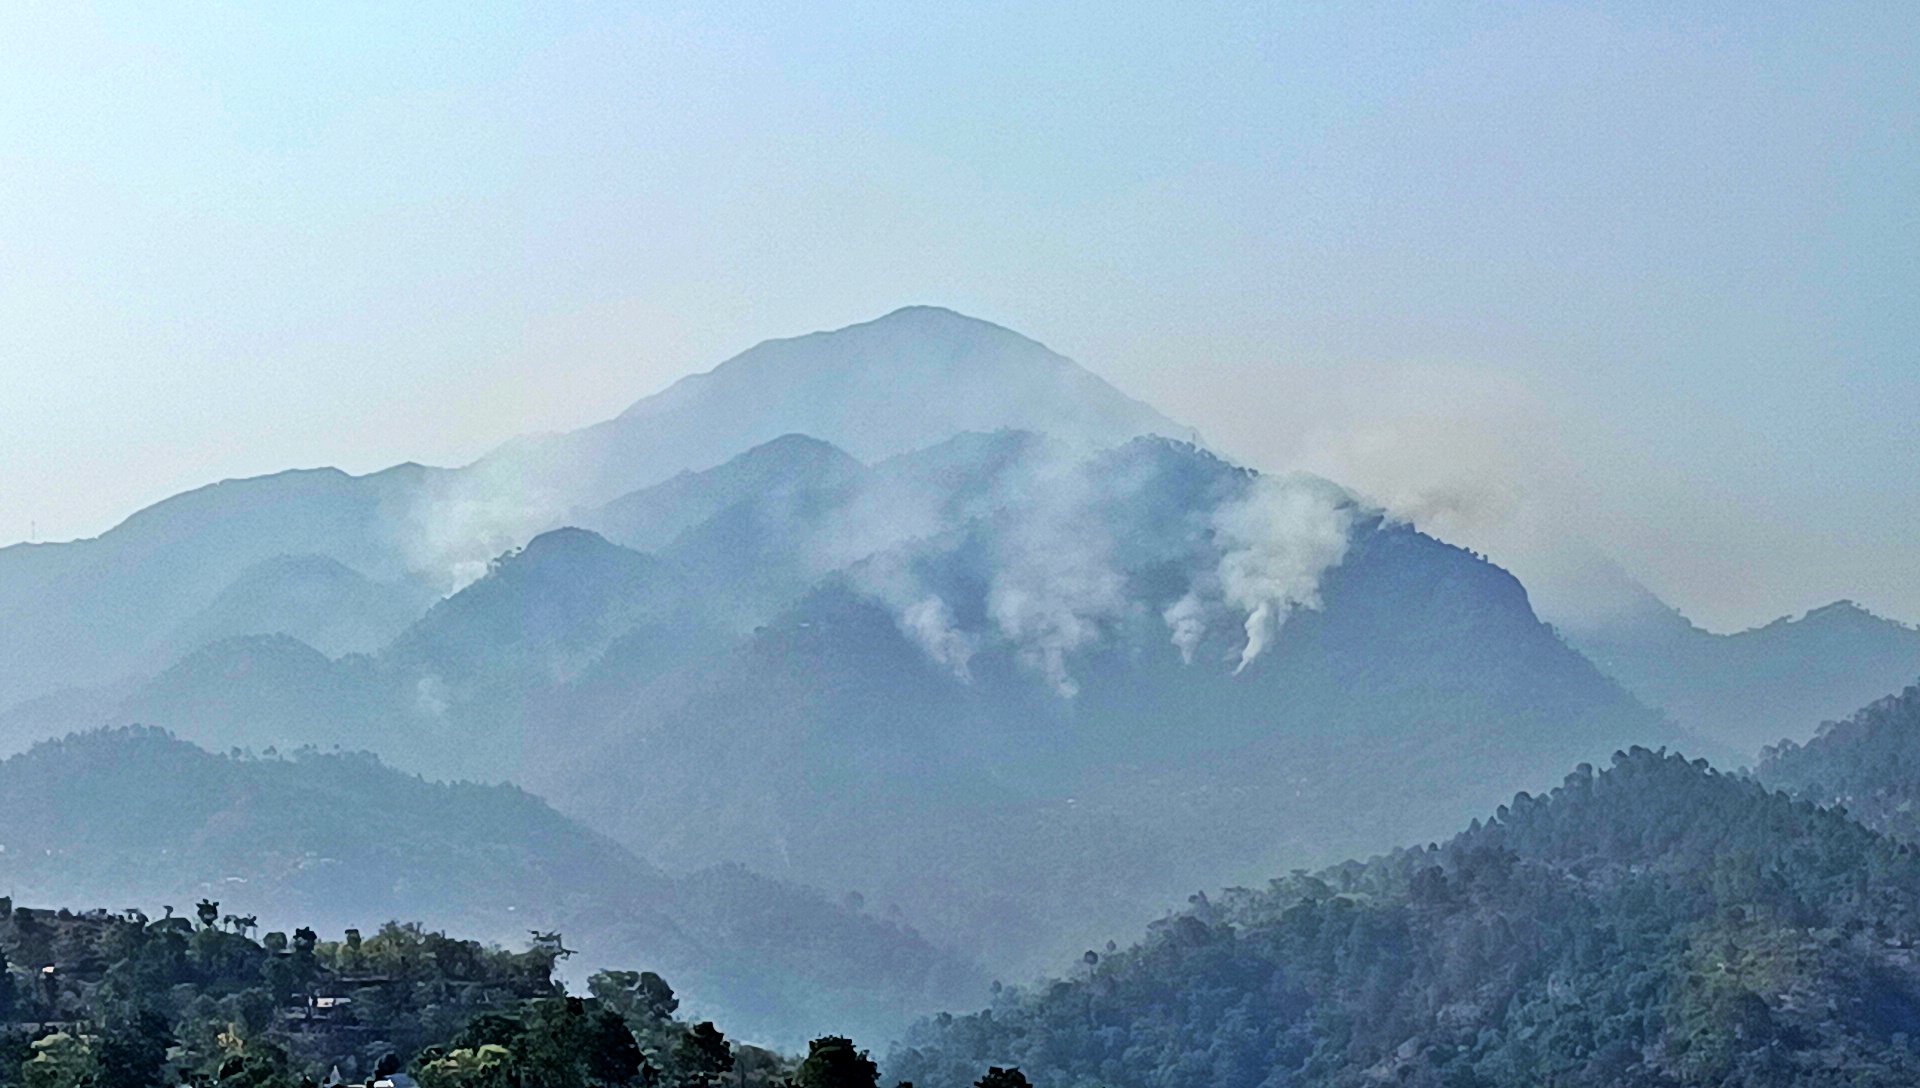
left=891, top=747, right=1920, bottom=1088
left=1759, top=683, right=1920, bottom=840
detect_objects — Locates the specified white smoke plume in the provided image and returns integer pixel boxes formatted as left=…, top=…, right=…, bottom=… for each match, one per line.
left=983, top=458, right=1126, bottom=698
left=900, top=595, right=976, bottom=680
left=1172, top=474, right=1355, bottom=673
left=402, top=466, right=565, bottom=595
left=848, top=546, right=980, bottom=680
left=1163, top=591, right=1208, bottom=665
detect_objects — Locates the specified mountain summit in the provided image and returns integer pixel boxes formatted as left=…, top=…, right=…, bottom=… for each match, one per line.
left=473, top=306, right=1184, bottom=510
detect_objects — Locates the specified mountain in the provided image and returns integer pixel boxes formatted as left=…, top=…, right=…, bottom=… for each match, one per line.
left=158, top=553, right=439, bottom=661
left=0, top=465, right=437, bottom=710
left=1563, top=590, right=1920, bottom=757
left=0, top=432, right=1693, bottom=983
left=534, top=436, right=1693, bottom=976
left=0, top=727, right=984, bottom=1047
left=477, top=306, right=1184, bottom=512
left=888, top=746, right=1920, bottom=1088
left=571, top=433, right=868, bottom=554
left=0, top=308, right=1179, bottom=713
left=1757, top=683, right=1920, bottom=841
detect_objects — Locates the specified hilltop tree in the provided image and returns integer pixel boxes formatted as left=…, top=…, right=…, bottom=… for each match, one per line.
left=589, top=970, right=678, bottom=1025
left=671, top=1021, right=733, bottom=1087
left=793, top=1037, right=878, bottom=1088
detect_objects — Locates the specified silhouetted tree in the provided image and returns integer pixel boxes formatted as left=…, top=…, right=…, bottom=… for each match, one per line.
left=792, top=1037, right=877, bottom=1088
left=672, top=1022, right=733, bottom=1087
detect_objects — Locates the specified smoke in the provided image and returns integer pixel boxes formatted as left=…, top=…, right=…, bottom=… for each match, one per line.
left=900, top=595, right=977, bottom=680
left=843, top=434, right=1361, bottom=692
left=986, top=525, right=1125, bottom=698
left=840, top=434, right=1132, bottom=696
left=402, top=467, right=565, bottom=595
left=1171, top=475, right=1356, bottom=673
left=1162, top=592, right=1207, bottom=665
left=967, top=447, right=1121, bottom=697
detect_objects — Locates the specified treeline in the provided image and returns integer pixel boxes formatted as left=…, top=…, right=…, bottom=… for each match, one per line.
left=0, top=900, right=1010, bottom=1088
left=889, top=747, right=1920, bottom=1087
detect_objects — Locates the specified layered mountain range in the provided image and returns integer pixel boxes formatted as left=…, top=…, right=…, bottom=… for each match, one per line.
left=0, top=726, right=978, bottom=1048
left=1562, top=589, right=1920, bottom=758
left=1, top=305, right=1904, bottom=1046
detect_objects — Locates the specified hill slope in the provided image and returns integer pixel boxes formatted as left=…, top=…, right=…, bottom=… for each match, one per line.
left=1, top=435, right=1692, bottom=983
left=890, top=746, right=1920, bottom=1088
left=0, top=465, right=438, bottom=709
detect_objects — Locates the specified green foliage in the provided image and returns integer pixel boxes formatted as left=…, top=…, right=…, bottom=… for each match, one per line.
left=418, top=1044, right=516, bottom=1088
left=19, top=1034, right=92, bottom=1088
left=92, top=1011, right=172, bottom=1088
left=891, top=747, right=1920, bottom=1088
left=0, top=908, right=603, bottom=1087
left=1761, top=683, right=1920, bottom=840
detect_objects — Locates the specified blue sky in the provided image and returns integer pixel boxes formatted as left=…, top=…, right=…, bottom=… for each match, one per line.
left=2, top=1, right=1914, bottom=629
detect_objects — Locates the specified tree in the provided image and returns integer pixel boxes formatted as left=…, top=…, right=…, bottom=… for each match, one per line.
left=792, top=1037, right=878, bottom=1088
left=417, top=1044, right=516, bottom=1088
left=589, top=970, right=678, bottom=1026
left=974, top=1070, right=1031, bottom=1088
left=671, top=1022, right=733, bottom=1087
left=94, top=1010, right=172, bottom=1088
left=21, top=1033, right=95, bottom=1088
left=584, top=1007, right=645, bottom=1088
left=637, top=972, right=678, bottom=1022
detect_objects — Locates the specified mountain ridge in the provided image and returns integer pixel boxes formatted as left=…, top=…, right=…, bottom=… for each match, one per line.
left=1564, top=588, right=1920, bottom=757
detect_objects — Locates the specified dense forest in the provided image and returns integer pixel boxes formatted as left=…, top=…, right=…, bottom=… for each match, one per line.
left=888, top=746, right=1920, bottom=1087
left=1759, top=684, right=1920, bottom=841
left=0, top=900, right=932, bottom=1088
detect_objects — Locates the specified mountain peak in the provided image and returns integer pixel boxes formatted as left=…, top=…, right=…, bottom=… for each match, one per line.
left=483, top=307, right=1183, bottom=513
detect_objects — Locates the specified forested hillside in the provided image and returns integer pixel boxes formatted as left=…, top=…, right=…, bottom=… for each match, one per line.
left=1759, top=683, right=1920, bottom=841
left=0, top=312, right=1713, bottom=1045
left=0, top=903, right=830, bottom=1087
left=890, top=747, right=1920, bottom=1087
left=544, top=437, right=1688, bottom=975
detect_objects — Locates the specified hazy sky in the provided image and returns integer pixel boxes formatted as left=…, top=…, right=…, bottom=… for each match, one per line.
left=3, top=2, right=1914, bottom=631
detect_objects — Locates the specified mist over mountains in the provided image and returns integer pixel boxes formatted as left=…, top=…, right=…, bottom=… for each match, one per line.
left=1, top=306, right=1906, bottom=1048
left=0, top=726, right=980, bottom=1048
left=1563, top=590, right=1920, bottom=758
